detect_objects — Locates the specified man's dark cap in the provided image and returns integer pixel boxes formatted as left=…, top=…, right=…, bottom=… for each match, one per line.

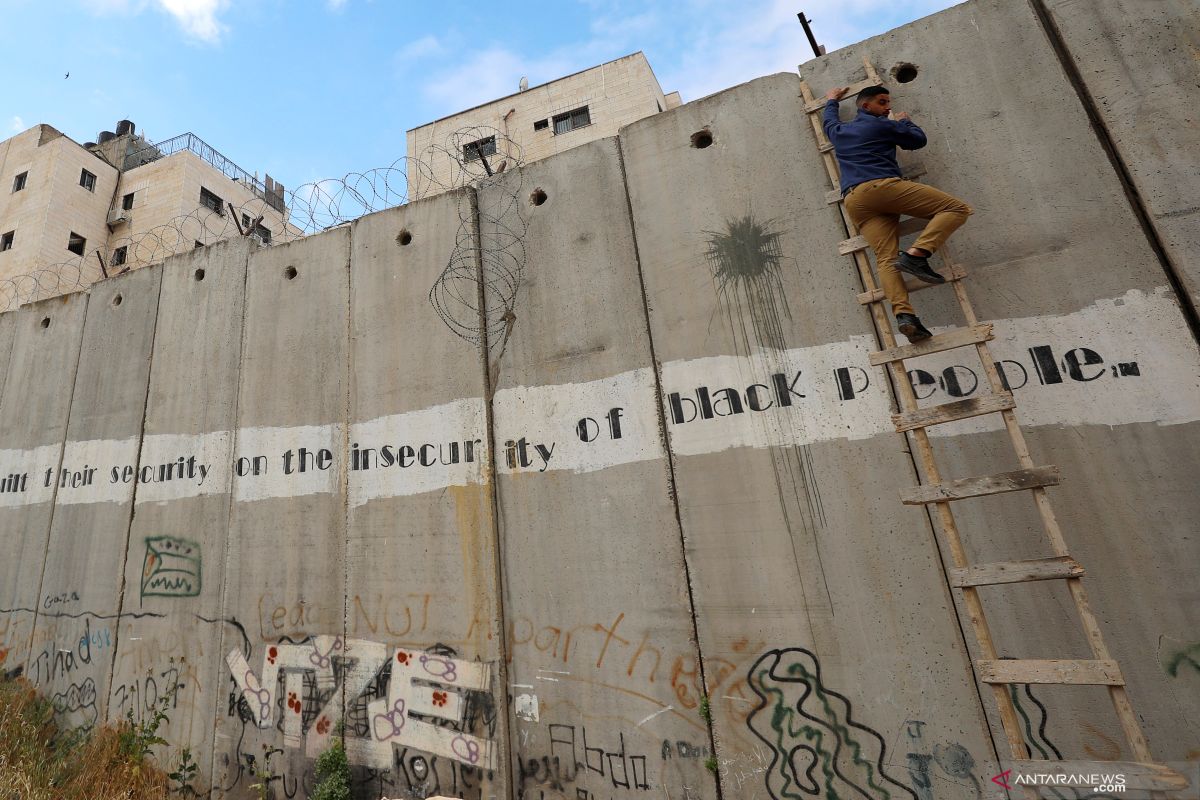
left=856, top=85, right=890, bottom=102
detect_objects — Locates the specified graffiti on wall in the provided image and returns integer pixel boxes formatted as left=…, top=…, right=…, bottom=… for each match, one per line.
left=746, top=647, right=916, bottom=800
left=226, top=636, right=496, bottom=770
left=140, top=536, right=201, bottom=599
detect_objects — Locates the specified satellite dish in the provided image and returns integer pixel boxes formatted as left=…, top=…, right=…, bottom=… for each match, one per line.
left=519, top=76, right=528, bottom=91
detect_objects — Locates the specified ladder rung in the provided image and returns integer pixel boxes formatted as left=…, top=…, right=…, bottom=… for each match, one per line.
left=949, top=556, right=1084, bottom=588
left=978, top=659, right=1124, bottom=686
left=1009, top=760, right=1191, bottom=793
left=892, top=393, right=1015, bottom=432
left=838, top=235, right=870, bottom=255
left=804, top=77, right=881, bottom=112
left=869, top=323, right=993, bottom=366
left=901, top=466, right=1061, bottom=505
left=857, top=264, right=967, bottom=304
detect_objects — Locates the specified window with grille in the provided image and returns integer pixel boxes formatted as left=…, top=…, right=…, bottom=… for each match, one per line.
left=199, top=187, right=224, bottom=215
left=254, top=223, right=272, bottom=244
left=552, top=106, right=591, bottom=135
left=79, top=169, right=97, bottom=192
left=67, top=232, right=86, bottom=255
left=12, top=172, right=27, bottom=192
left=533, top=119, right=548, bottom=131
left=463, top=136, right=497, bottom=162
left=111, top=246, right=128, bottom=266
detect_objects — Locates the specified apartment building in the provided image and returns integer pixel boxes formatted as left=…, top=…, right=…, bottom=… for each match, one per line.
left=0, top=120, right=292, bottom=300
left=406, top=52, right=681, bottom=198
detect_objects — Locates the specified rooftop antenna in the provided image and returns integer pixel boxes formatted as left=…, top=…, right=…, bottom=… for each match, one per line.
left=797, top=12, right=825, bottom=58
left=519, top=76, right=528, bottom=91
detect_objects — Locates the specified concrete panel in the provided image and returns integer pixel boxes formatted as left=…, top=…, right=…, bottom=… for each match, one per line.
left=27, top=266, right=161, bottom=730
left=212, top=230, right=349, bottom=797
left=481, top=139, right=716, bottom=800
left=108, top=238, right=251, bottom=794
left=1040, top=0, right=1200, bottom=310
left=620, top=72, right=1000, bottom=799
left=341, top=191, right=508, bottom=798
left=0, top=295, right=87, bottom=680
left=801, top=0, right=1200, bottom=765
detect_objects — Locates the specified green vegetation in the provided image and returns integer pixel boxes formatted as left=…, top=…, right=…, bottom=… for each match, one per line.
left=311, top=739, right=352, bottom=800
left=0, top=673, right=180, bottom=799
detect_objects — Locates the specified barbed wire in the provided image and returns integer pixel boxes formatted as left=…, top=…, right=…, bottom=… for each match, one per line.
left=0, top=126, right=528, bottom=350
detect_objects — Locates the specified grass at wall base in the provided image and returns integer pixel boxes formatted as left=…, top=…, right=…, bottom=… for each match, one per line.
left=0, top=672, right=186, bottom=799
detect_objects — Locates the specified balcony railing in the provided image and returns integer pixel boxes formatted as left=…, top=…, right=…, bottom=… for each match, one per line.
left=123, top=132, right=285, bottom=212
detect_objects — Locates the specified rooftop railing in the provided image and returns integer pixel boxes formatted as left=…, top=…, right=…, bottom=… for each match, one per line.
left=124, top=132, right=285, bottom=212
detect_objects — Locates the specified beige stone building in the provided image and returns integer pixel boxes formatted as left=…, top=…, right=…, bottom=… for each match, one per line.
left=406, top=52, right=681, bottom=198
left=0, top=120, right=292, bottom=304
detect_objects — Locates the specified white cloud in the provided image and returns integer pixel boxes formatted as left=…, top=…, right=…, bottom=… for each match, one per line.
left=10, top=116, right=24, bottom=133
left=85, top=0, right=230, bottom=43
left=326, top=0, right=347, bottom=10
left=157, top=0, right=229, bottom=42
left=422, top=47, right=578, bottom=113
left=395, top=34, right=443, bottom=65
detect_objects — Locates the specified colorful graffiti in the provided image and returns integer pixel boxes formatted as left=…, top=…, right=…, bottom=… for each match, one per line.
left=226, top=636, right=495, bottom=770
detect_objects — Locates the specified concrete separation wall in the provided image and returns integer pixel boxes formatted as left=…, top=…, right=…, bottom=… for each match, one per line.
left=0, top=1, right=1197, bottom=798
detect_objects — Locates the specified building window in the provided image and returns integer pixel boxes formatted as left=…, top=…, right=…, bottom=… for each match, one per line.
left=67, top=232, right=86, bottom=255
left=111, top=246, right=128, bottom=266
left=194, top=240, right=205, bottom=249
left=254, top=222, right=272, bottom=244
left=199, top=187, right=224, bottom=215
left=12, top=172, right=27, bottom=192
left=553, top=106, right=591, bottom=135
left=80, top=169, right=97, bottom=192
left=122, top=192, right=135, bottom=210
left=533, top=119, right=549, bottom=131
left=0, top=231, right=14, bottom=252
left=463, top=136, right=496, bottom=162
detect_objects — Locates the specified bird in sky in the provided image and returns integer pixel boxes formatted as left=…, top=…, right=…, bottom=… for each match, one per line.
left=64, top=72, right=70, bottom=79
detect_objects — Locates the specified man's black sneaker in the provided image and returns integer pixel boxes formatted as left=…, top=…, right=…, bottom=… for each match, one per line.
left=895, top=252, right=946, bottom=284
left=896, top=313, right=933, bottom=343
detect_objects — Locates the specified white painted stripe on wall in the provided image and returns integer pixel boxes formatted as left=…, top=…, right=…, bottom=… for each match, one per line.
left=0, top=289, right=1195, bottom=505
left=661, top=336, right=893, bottom=456
left=232, top=424, right=345, bottom=502
left=54, top=438, right=140, bottom=506
left=135, top=431, right=233, bottom=504
left=347, top=398, right=487, bottom=508
left=0, top=444, right=60, bottom=507
left=491, top=367, right=664, bottom=475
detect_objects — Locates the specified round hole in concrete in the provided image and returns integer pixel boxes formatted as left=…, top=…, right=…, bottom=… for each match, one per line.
left=284, top=266, right=298, bottom=280
left=112, top=293, right=123, bottom=307
left=397, top=229, right=413, bottom=246
left=530, top=189, right=548, bottom=206
left=893, top=63, right=919, bottom=83
left=194, top=268, right=206, bottom=281
left=691, top=129, right=714, bottom=148
left=40, top=316, right=51, bottom=329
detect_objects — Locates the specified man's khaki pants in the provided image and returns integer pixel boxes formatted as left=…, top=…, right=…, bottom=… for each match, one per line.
left=843, top=177, right=972, bottom=316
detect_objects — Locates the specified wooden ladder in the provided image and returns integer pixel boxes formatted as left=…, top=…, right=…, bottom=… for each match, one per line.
left=798, top=57, right=1188, bottom=798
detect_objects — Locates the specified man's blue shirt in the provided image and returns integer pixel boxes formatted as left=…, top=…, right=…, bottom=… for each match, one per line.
left=823, top=99, right=927, bottom=195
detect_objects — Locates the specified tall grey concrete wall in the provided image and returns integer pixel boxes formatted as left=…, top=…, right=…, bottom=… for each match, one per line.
left=1036, top=0, right=1200, bottom=313
left=0, top=1, right=1197, bottom=798
left=800, top=0, right=1200, bottom=773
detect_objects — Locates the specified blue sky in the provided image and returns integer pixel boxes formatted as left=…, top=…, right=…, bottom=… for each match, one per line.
left=3, top=0, right=961, bottom=192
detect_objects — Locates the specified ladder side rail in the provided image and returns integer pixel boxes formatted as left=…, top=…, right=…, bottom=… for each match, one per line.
left=801, top=75, right=1036, bottom=772
left=939, top=193, right=1156, bottom=765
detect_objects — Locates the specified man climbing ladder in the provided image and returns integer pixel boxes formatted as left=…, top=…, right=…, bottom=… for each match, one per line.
left=823, top=84, right=972, bottom=343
